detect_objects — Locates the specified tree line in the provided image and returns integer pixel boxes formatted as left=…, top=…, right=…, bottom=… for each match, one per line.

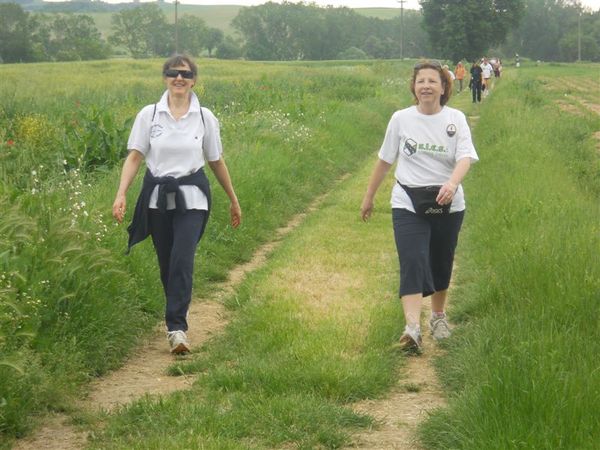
left=1, top=0, right=599, bottom=64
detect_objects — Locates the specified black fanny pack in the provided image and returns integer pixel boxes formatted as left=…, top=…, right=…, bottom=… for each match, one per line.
left=398, top=181, right=450, bottom=217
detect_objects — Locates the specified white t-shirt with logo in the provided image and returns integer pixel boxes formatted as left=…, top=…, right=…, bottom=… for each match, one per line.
left=127, top=90, right=222, bottom=210
left=378, top=105, right=479, bottom=213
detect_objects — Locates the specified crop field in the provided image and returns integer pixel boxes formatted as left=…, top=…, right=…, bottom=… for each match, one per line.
left=0, top=59, right=599, bottom=449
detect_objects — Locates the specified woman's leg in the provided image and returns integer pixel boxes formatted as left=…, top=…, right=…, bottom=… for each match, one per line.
left=393, top=209, right=433, bottom=352
left=164, top=210, right=208, bottom=332
left=402, top=293, right=424, bottom=328
left=149, top=209, right=175, bottom=296
left=428, top=211, right=464, bottom=337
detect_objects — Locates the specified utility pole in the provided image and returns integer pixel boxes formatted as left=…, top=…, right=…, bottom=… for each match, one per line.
left=577, top=11, right=581, bottom=62
left=175, top=0, right=179, bottom=54
left=398, top=0, right=405, bottom=59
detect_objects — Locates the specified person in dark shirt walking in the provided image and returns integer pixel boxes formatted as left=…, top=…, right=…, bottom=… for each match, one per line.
left=469, top=61, right=483, bottom=103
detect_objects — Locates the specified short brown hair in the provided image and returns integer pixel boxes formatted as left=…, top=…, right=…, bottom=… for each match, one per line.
left=162, top=54, right=197, bottom=78
left=410, top=60, right=453, bottom=106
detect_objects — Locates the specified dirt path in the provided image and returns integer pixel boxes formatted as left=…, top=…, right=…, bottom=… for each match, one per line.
left=342, top=298, right=449, bottom=450
left=12, top=185, right=335, bottom=450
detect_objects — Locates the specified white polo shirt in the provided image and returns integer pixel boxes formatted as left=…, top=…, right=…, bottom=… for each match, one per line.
left=378, top=105, right=479, bottom=213
left=127, top=90, right=222, bottom=210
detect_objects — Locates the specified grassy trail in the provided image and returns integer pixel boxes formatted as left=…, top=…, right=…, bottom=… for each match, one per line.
left=81, top=145, right=460, bottom=448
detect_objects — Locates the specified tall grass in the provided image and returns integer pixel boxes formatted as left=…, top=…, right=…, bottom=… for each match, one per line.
left=419, top=66, right=600, bottom=449
left=0, top=58, right=411, bottom=442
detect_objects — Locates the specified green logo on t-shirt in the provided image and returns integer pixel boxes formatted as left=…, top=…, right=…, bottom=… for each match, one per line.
left=418, top=143, right=447, bottom=154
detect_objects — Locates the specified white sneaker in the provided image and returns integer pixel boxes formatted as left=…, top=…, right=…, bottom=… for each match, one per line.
left=430, top=316, right=451, bottom=341
left=399, top=325, right=423, bottom=354
left=167, top=330, right=190, bottom=354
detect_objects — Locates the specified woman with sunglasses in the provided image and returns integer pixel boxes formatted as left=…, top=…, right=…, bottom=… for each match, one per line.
left=112, top=54, right=242, bottom=354
left=360, top=60, right=478, bottom=354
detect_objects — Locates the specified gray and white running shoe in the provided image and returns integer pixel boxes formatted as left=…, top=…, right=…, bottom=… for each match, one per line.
left=430, top=316, right=451, bottom=341
left=399, top=325, right=423, bottom=354
left=167, top=330, right=190, bottom=354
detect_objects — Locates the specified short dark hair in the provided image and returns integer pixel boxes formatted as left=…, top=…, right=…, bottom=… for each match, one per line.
left=410, top=59, right=453, bottom=106
left=162, top=54, right=197, bottom=78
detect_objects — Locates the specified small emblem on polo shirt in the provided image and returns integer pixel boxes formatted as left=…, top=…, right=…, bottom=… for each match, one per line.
left=446, top=124, right=457, bottom=137
left=150, top=124, right=164, bottom=138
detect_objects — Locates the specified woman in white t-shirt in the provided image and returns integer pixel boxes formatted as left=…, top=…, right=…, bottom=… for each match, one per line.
left=112, top=55, right=242, bottom=354
left=361, top=60, right=478, bottom=354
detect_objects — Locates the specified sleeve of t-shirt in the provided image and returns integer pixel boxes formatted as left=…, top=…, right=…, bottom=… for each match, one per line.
left=455, top=112, right=479, bottom=163
left=127, top=105, right=153, bottom=155
left=201, top=108, right=223, bottom=162
left=377, top=111, right=401, bottom=164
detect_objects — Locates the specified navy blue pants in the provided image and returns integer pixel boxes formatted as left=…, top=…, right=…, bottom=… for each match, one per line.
left=472, top=82, right=482, bottom=102
left=392, top=208, right=464, bottom=298
left=149, top=209, right=208, bottom=332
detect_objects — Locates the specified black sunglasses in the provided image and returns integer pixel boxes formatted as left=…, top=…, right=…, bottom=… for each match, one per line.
left=164, top=69, right=195, bottom=79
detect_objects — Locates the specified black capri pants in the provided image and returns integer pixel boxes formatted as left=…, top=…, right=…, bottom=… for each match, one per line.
left=149, top=209, right=208, bottom=332
left=392, top=208, right=465, bottom=298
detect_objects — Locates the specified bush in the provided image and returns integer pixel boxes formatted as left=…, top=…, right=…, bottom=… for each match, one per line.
left=337, top=47, right=369, bottom=60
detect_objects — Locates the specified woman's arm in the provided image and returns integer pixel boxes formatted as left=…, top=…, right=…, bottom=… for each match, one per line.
left=361, top=159, right=393, bottom=221
left=112, top=150, right=144, bottom=223
left=436, top=157, right=472, bottom=205
left=208, top=158, right=242, bottom=228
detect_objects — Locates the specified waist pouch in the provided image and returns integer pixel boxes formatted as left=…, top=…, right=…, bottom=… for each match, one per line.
left=398, top=182, right=450, bottom=217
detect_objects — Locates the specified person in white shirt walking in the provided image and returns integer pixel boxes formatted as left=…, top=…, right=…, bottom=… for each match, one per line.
left=361, top=60, right=479, bottom=354
left=112, top=54, right=242, bottom=354
left=480, top=57, right=494, bottom=96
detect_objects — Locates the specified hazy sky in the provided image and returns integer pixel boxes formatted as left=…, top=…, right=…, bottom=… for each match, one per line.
left=73, top=1, right=600, bottom=11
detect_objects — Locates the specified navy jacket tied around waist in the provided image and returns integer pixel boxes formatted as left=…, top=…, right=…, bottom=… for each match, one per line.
left=126, top=168, right=211, bottom=254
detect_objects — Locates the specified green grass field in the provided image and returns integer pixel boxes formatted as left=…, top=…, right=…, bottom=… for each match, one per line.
left=1, top=59, right=599, bottom=449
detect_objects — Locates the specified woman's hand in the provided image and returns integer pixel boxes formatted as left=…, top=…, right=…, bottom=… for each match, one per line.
left=112, top=150, right=144, bottom=224
left=112, top=194, right=126, bottom=223
left=361, top=197, right=374, bottom=222
left=436, top=181, right=458, bottom=205
left=230, top=201, right=242, bottom=228
left=360, top=159, right=392, bottom=222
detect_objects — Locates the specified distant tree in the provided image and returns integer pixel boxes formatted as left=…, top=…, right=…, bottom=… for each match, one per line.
left=0, top=3, right=34, bottom=62
left=502, top=0, right=600, bottom=62
left=109, top=3, right=172, bottom=58
left=204, top=27, right=224, bottom=58
left=48, top=14, right=110, bottom=60
left=29, top=13, right=53, bottom=60
left=215, top=36, right=242, bottom=60
left=559, top=32, right=599, bottom=61
left=385, top=12, right=431, bottom=58
left=177, top=15, right=208, bottom=56
left=233, top=2, right=366, bottom=61
left=421, top=0, right=524, bottom=62
left=363, top=35, right=386, bottom=59
left=232, top=3, right=298, bottom=60
left=233, top=2, right=431, bottom=61
left=321, top=7, right=358, bottom=59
